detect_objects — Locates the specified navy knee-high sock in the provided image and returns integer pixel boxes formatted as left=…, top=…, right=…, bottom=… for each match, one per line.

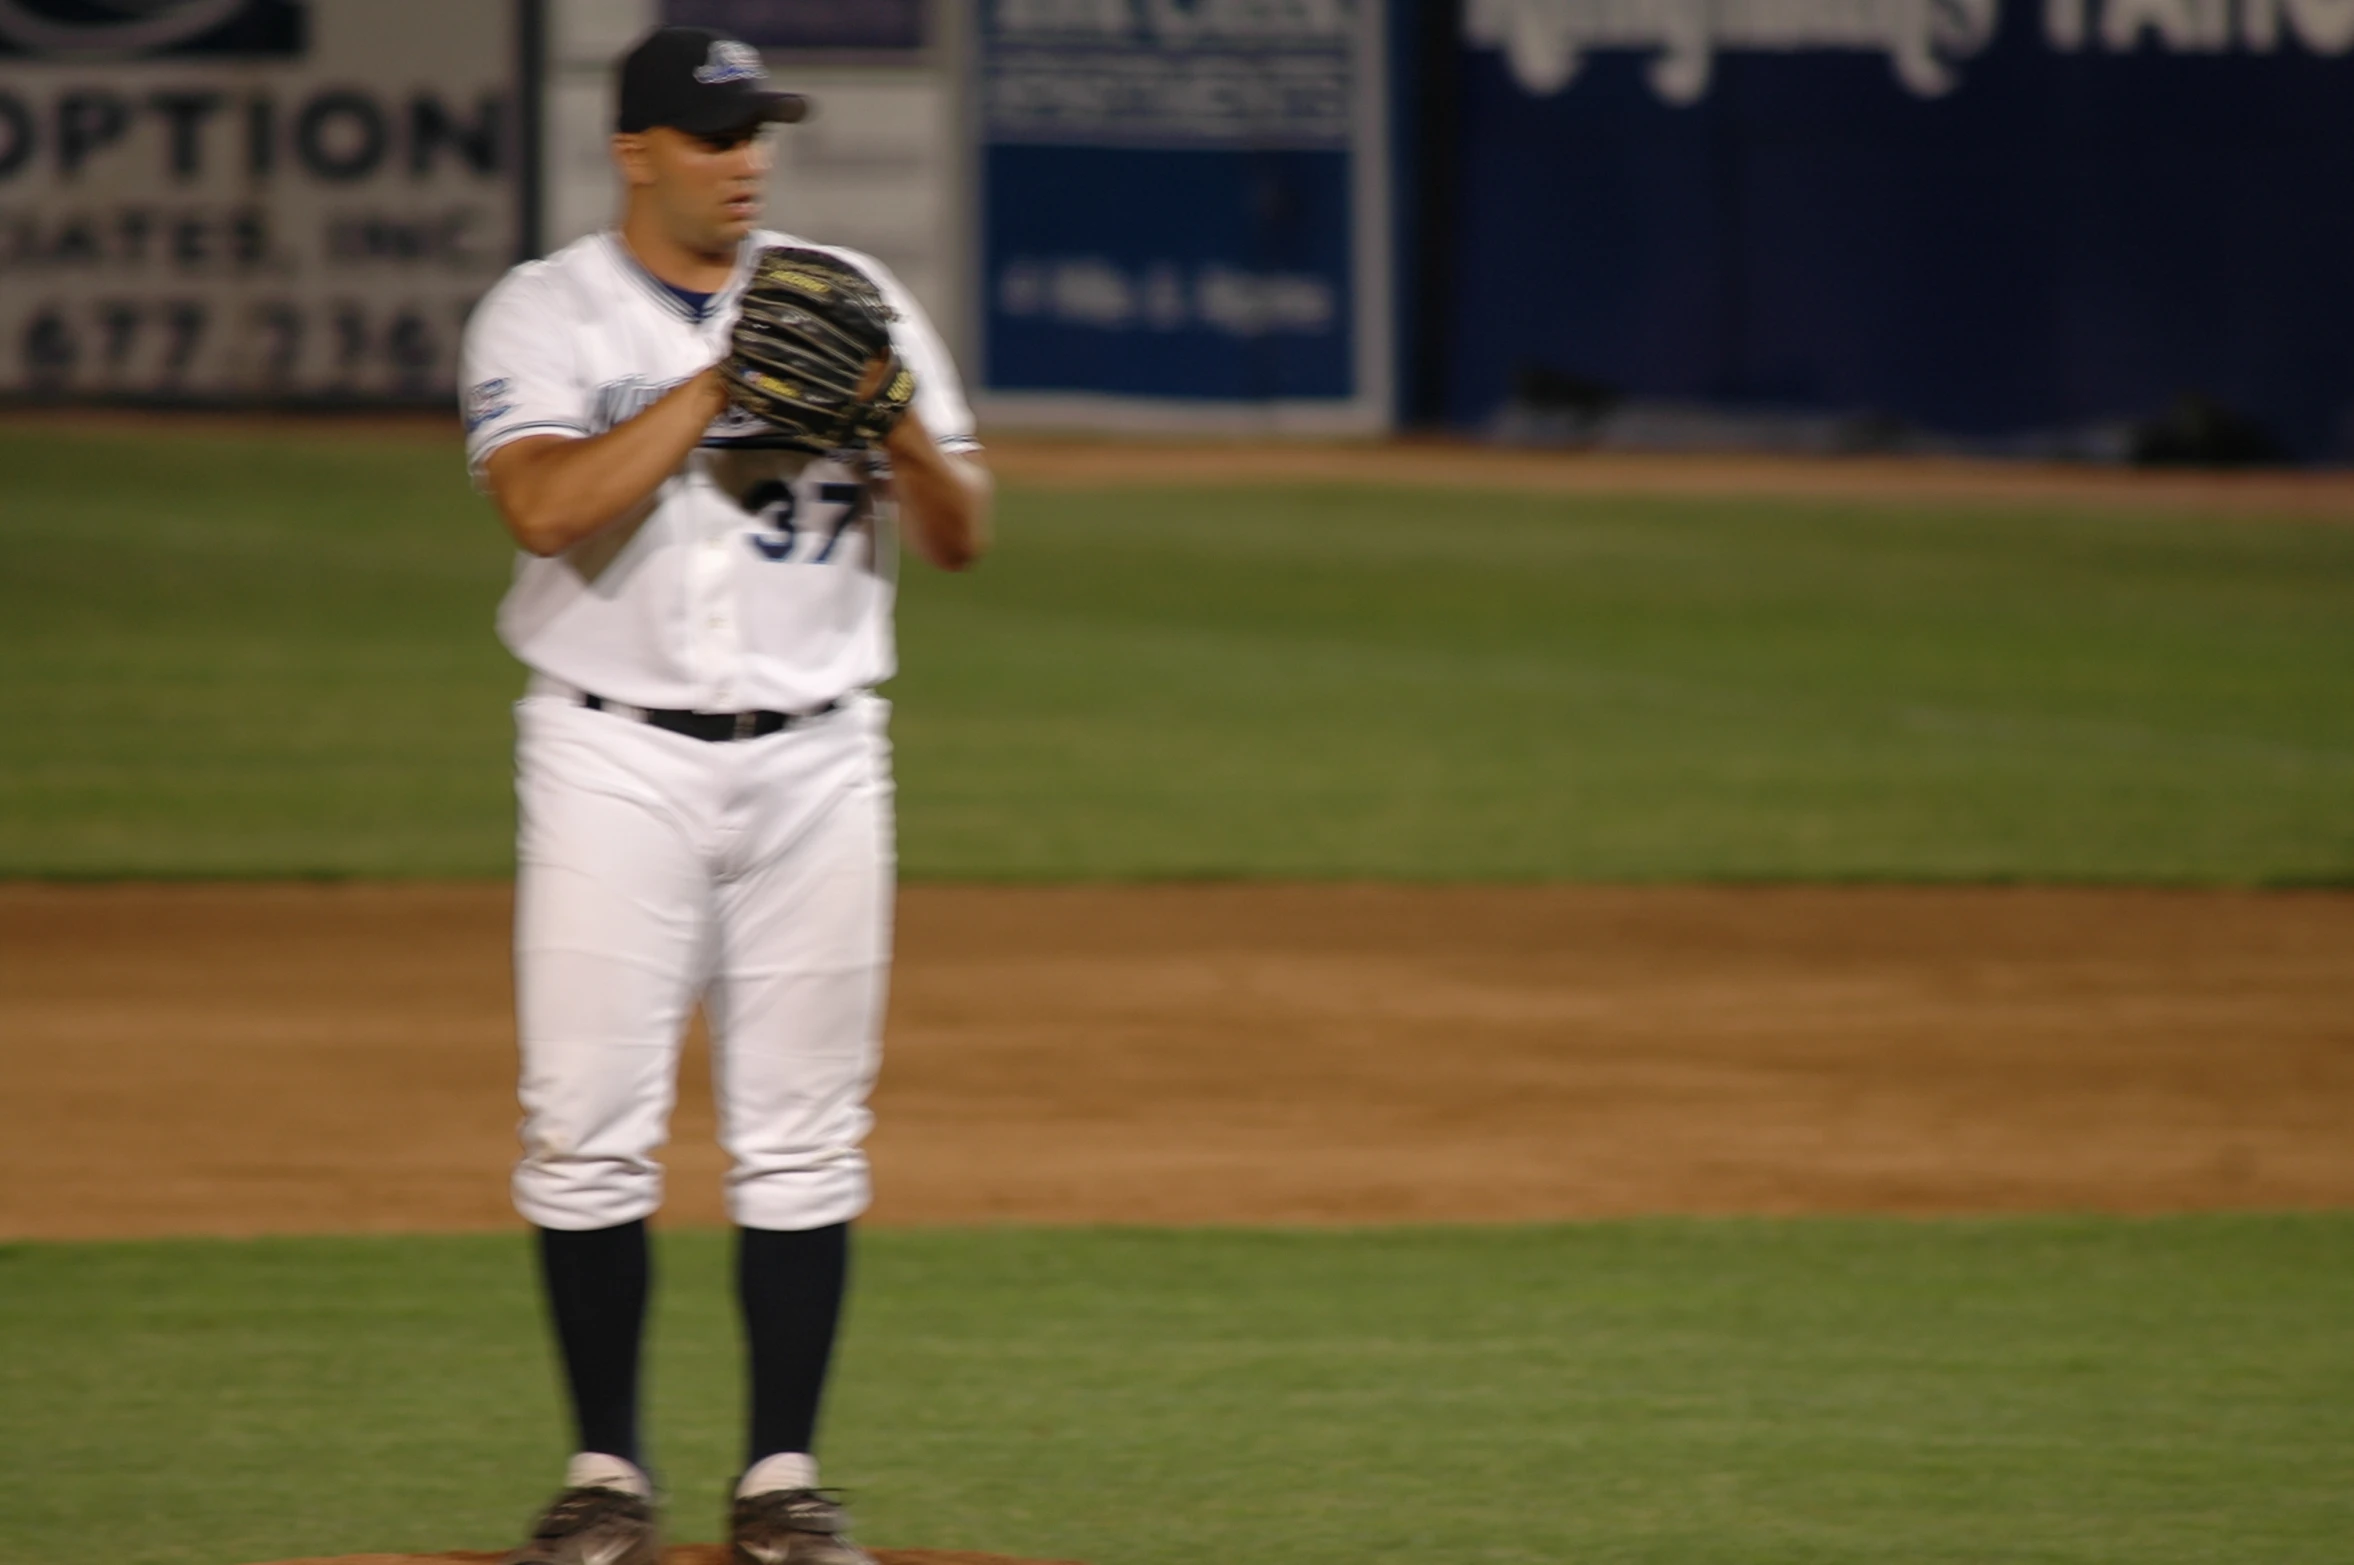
left=736, top=1222, right=850, bottom=1466
left=536, top=1219, right=651, bottom=1467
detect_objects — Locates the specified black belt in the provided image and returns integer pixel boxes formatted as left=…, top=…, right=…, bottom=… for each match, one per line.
left=580, top=692, right=842, bottom=742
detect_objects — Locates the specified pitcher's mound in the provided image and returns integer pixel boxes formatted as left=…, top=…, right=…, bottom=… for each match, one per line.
left=254, top=1551, right=1081, bottom=1565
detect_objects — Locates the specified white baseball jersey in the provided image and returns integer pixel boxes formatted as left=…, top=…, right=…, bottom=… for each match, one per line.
left=461, top=228, right=979, bottom=714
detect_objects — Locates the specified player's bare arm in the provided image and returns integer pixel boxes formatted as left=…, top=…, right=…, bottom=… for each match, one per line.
left=484, top=114, right=764, bottom=559
left=482, top=370, right=729, bottom=557
left=885, top=407, right=992, bottom=572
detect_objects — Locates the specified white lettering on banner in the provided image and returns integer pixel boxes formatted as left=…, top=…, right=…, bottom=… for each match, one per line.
left=994, top=0, right=1139, bottom=32
left=2046, top=0, right=2092, bottom=43
left=1001, top=255, right=1138, bottom=326
left=1464, top=0, right=1999, bottom=103
left=1139, top=0, right=1354, bottom=42
left=993, top=0, right=1355, bottom=41
left=1194, top=263, right=1335, bottom=334
left=986, top=0, right=1359, bottom=146
left=1469, top=0, right=2354, bottom=102
left=999, top=255, right=1336, bottom=337
left=985, top=50, right=1351, bottom=145
left=2284, top=0, right=2354, bottom=49
left=2096, top=0, right=2223, bottom=47
left=2059, top=0, right=2354, bottom=49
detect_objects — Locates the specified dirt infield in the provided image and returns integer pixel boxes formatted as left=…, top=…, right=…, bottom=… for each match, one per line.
left=3, top=881, right=2350, bottom=1239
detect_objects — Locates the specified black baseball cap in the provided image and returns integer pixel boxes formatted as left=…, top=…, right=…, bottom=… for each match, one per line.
left=616, top=26, right=811, bottom=136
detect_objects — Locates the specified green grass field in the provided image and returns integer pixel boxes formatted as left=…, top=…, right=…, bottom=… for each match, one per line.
left=4, top=1219, right=2350, bottom=1565
left=3, top=424, right=2350, bottom=880
left=8, top=425, right=2352, bottom=1565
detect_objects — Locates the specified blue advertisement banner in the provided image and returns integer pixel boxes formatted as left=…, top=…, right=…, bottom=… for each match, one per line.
left=659, top=0, right=924, bottom=51
left=1451, top=0, right=2354, bottom=456
left=985, top=145, right=1355, bottom=400
left=976, top=0, right=1390, bottom=425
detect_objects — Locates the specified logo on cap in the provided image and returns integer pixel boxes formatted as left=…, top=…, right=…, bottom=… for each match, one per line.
left=693, top=38, right=763, bottom=85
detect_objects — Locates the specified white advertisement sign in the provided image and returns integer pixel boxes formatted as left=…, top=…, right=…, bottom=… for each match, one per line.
left=0, top=0, right=520, bottom=401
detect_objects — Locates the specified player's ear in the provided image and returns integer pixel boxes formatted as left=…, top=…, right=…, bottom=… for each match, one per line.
left=612, top=132, right=654, bottom=187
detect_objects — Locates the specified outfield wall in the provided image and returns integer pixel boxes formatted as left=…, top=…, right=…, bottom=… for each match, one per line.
left=1444, top=0, right=2354, bottom=456
left=10, top=1, right=2346, bottom=454
left=944, top=0, right=2354, bottom=456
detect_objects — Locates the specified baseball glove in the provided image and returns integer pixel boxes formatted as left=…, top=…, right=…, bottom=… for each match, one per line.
left=719, top=246, right=916, bottom=453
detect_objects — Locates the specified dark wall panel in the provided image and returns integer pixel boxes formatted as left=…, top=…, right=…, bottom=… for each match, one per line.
left=1445, top=17, right=2354, bottom=454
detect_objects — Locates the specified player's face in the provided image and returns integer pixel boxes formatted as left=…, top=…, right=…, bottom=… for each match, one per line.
left=622, top=123, right=772, bottom=255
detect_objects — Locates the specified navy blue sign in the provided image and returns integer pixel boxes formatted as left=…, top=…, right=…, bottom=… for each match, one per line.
left=1451, top=0, right=2354, bottom=456
left=0, top=0, right=303, bottom=57
left=978, top=1, right=1384, bottom=416
left=660, top=0, right=924, bottom=51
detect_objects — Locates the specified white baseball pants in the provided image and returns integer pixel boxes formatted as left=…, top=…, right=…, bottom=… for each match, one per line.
left=509, top=689, right=894, bottom=1233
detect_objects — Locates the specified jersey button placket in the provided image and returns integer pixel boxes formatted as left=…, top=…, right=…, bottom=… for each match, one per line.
left=685, top=468, right=741, bottom=712
left=717, top=537, right=751, bottom=714
left=701, top=562, right=744, bottom=713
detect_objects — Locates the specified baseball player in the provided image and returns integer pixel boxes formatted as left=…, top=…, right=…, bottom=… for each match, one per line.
left=459, top=26, right=988, bottom=1565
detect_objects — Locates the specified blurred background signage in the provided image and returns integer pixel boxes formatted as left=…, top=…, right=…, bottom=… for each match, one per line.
left=0, top=0, right=519, bottom=403
left=540, top=0, right=959, bottom=357
left=1466, top=0, right=2354, bottom=105
left=1447, top=0, right=2354, bottom=458
left=5, top=0, right=2347, bottom=456
left=973, top=0, right=1395, bottom=432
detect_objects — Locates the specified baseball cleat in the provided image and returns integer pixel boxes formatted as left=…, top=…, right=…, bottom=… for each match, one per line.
left=729, top=1487, right=877, bottom=1565
left=504, top=1484, right=662, bottom=1565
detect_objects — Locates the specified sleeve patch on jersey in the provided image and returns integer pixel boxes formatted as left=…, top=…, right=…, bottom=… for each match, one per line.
left=464, top=378, right=515, bottom=432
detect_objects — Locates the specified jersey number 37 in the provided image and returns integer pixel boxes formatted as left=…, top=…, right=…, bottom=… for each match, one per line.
left=741, top=477, right=865, bottom=565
